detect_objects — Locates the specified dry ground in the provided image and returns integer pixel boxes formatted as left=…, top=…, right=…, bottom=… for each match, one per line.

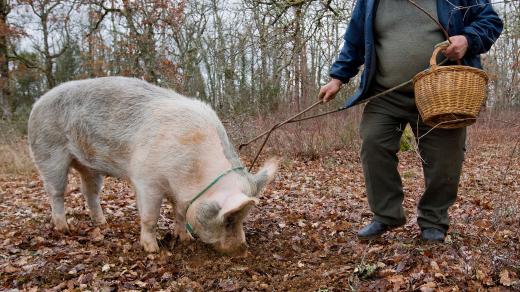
left=1, top=121, right=519, bottom=291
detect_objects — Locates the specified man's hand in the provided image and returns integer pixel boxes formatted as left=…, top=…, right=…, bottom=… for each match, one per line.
left=318, top=79, right=343, bottom=103
left=444, top=35, right=469, bottom=61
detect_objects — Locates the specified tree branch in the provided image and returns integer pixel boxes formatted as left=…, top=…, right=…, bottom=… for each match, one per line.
left=87, top=2, right=122, bottom=37
left=9, top=49, right=41, bottom=70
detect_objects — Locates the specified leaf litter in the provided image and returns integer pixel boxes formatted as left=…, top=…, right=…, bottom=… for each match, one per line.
left=0, top=128, right=519, bottom=291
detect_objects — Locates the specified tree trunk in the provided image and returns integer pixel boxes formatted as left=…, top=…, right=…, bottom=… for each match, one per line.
left=293, top=4, right=303, bottom=112
left=0, top=0, right=11, bottom=120
left=42, top=13, right=56, bottom=89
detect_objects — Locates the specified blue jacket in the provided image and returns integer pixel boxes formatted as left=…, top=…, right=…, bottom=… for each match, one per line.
left=330, top=0, right=503, bottom=108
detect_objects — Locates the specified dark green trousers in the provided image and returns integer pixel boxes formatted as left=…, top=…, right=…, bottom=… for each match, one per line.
left=359, top=85, right=466, bottom=232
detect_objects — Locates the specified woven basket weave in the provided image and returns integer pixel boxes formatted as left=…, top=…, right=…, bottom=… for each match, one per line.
left=413, top=44, right=489, bottom=129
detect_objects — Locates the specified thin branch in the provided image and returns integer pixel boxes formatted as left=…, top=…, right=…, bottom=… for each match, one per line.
left=450, top=0, right=520, bottom=11
left=8, top=50, right=41, bottom=70
left=408, top=0, right=450, bottom=40
left=87, top=4, right=122, bottom=37
left=417, top=118, right=477, bottom=141
left=321, top=0, right=338, bottom=17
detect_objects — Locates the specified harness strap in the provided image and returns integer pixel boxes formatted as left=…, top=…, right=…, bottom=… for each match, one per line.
left=184, top=166, right=245, bottom=237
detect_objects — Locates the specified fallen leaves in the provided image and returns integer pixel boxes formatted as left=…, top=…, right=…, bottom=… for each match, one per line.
left=476, top=269, right=494, bottom=286
left=89, top=227, right=104, bottom=242
left=4, top=264, right=18, bottom=273
left=499, top=269, right=516, bottom=287
left=419, top=281, right=436, bottom=292
left=0, top=127, right=519, bottom=290
left=68, top=263, right=86, bottom=275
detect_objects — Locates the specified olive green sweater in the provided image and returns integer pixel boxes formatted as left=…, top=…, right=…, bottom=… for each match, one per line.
left=374, top=0, right=445, bottom=93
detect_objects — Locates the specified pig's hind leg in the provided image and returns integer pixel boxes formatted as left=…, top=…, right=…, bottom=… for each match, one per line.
left=35, top=151, right=72, bottom=233
left=72, top=161, right=106, bottom=226
left=134, top=181, right=163, bottom=253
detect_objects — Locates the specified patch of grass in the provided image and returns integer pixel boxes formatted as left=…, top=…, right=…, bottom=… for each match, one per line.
left=400, top=124, right=414, bottom=152
left=402, top=170, right=415, bottom=179
left=0, top=121, right=34, bottom=177
left=354, top=263, right=378, bottom=279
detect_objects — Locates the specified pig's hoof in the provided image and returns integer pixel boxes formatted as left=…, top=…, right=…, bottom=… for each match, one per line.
left=141, top=238, right=160, bottom=253
left=176, top=229, right=193, bottom=242
left=53, top=219, right=70, bottom=233
left=92, top=215, right=107, bottom=226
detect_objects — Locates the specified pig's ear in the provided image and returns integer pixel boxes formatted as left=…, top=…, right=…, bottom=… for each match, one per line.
left=218, top=193, right=258, bottom=222
left=253, top=157, right=279, bottom=194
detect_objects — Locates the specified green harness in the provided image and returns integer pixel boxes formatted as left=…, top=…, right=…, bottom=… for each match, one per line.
left=185, top=167, right=245, bottom=237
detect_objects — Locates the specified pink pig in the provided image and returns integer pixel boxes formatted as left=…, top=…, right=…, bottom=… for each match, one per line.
left=28, top=77, right=278, bottom=255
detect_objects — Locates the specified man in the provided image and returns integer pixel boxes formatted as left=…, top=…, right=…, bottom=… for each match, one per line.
left=319, top=0, right=502, bottom=242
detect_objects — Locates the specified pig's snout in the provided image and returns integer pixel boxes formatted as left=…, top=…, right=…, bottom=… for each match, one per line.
left=213, top=241, right=248, bottom=257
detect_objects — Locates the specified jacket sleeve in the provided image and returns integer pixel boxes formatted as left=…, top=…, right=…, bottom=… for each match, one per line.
left=329, top=0, right=366, bottom=84
left=462, top=0, right=503, bottom=55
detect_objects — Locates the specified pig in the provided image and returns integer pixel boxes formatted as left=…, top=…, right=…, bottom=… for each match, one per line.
left=28, top=76, right=278, bottom=255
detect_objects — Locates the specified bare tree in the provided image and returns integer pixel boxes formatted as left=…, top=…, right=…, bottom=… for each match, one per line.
left=484, top=2, right=520, bottom=108
left=88, top=0, right=185, bottom=83
left=4, top=0, right=518, bottom=118
left=0, top=0, right=11, bottom=120
left=11, top=0, right=75, bottom=89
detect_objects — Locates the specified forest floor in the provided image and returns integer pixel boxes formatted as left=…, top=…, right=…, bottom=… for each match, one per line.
left=1, top=123, right=519, bottom=291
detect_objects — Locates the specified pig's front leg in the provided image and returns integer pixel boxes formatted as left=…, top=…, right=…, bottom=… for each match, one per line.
left=164, top=195, right=192, bottom=242
left=174, top=209, right=193, bottom=242
left=134, top=183, right=163, bottom=253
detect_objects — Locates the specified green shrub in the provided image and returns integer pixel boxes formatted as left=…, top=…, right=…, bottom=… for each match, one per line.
left=400, top=124, right=414, bottom=152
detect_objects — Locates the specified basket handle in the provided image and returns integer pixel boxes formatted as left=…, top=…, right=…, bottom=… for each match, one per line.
left=430, top=41, right=462, bottom=68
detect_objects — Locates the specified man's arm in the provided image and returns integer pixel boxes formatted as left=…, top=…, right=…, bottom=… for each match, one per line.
left=320, top=0, right=367, bottom=102
left=461, top=0, right=503, bottom=56
left=329, top=0, right=366, bottom=83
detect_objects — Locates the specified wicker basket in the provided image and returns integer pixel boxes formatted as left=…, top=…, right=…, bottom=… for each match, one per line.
left=413, top=43, right=489, bottom=129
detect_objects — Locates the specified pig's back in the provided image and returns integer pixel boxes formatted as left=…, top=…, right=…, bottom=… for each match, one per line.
left=31, top=76, right=179, bottom=119
left=28, top=77, right=202, bottom=178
